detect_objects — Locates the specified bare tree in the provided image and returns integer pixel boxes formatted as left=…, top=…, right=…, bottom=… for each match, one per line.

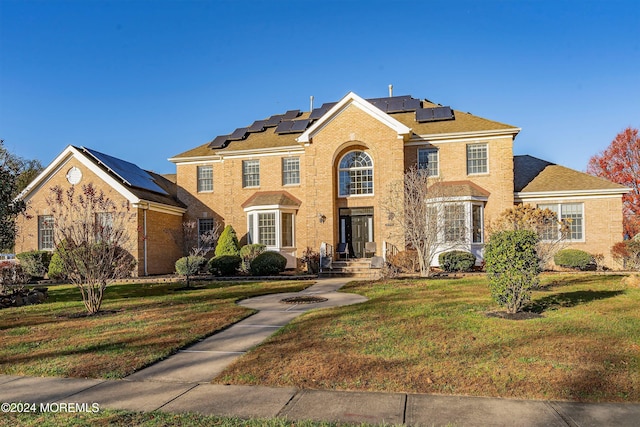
left=47, top=184, right=136, bottom=315
left=488, top=204, right=570, bottom=269
left=383, top=167, right=468, bottom=277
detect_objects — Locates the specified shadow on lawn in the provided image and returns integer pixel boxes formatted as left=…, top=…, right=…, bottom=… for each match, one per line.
left=527, top=289, right=625, bottom=314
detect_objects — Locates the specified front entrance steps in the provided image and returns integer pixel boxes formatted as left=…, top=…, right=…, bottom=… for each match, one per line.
left=318, top=258, right=381, bottom=279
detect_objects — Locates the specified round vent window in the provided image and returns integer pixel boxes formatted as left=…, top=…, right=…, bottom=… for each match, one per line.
left=66, top=167, right=82, bottom=185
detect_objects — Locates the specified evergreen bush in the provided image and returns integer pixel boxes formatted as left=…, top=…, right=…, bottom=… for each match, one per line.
left=438, top=250, right=476, bottom=272
left=175, top=256, right=206, bottom=277
left=215, top=225, right=240, bottom=257
left=239, top=244, right=266, bottom=273
left=554, top=249, right=594, bottom=270
left=208, top=255, right=242, bottom=276
left=16, top=250, right=53, bottom=279
left=485, top=229, right=541, bottom=314
left=250, top=251, right=287, bottom=276
left=47, top=251, right=66, bottom=281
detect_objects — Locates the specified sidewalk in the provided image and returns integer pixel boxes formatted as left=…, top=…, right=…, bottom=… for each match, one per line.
left=2, top=278, right=639, bottom=426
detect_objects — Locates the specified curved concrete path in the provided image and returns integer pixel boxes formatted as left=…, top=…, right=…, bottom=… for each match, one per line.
left=126, top=277, right=367, bottom=383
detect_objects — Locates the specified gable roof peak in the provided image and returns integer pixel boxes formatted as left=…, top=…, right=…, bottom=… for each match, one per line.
left=297, top=91, right=412, bottom=144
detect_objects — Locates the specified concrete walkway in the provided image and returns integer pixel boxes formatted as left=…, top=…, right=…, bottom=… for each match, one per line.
left=2, top=278, right=639, bottom=426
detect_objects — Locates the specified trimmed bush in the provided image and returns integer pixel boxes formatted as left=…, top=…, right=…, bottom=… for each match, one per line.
left=215, top=225, right=240, bottom=257
left=208, top=255, right=242, bottom=276
left=250, top=251, right=287, bottom=276
left=47, top=251, right=66, bottom=281
left=485, top=230, right=541, bottom=314
left=554, top=249, right=594, bottom=270
left=16, top=250, right=53, bottom=279
left=175, top=256, right=206, bottom=277
left=438, top=250, right=476, bottom=272
left=239, top=244, right=266, bottom=273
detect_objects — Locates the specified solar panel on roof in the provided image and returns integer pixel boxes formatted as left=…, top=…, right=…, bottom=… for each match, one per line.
left=264, top=114, right=284, bottom=127
left=309, top=103, right=336, bottom=120
left=81, top=147, right=169, bottom=195
left=416, top=106, right=454, bottom=123
left=209, top=135, right=229, bottom=148
left=228, top=127, right=248, bottom=141
left=404, top=98, right=421, bottom=111
left=275, top=120, right=295, bottom=134
left=387, top=98, right=405, bottom=113
left=290, top=119, right=310, bottom=132
left=283, top=110, right=301, bottom=119
left=247, top=120, right=267, bottom=132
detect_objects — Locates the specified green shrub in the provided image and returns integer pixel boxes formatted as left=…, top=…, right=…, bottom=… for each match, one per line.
left=47, top=251, right=66, bottom=281
left=239, top=244, right=266, bottom=273
left=485, top=230, right=541, bottom=314
left=215, top=225, right=240, bottom=257
left=175, top=256, right=206, bottom=277
left=250, top=251, right=287, bottom=276
left=16, top=250, right=53, bottom=279
left=554, top=249, right=594, bottom=270
left=438, top=250, right=476, bottom=272
left=208, top=255, right=242, bottom=276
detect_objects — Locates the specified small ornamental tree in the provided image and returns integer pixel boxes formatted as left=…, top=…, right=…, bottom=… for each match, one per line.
left=165, top=220, right=220, bottom=288
left=485, top=229, right=541, bottom=314
left=215, top=225, right=240, bottom=257
left=47, top=183, right=137, bottom=315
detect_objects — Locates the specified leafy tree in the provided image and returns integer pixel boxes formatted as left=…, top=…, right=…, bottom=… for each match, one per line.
left=0, top=141, right=27, bottom=250
left=485, top=229, right=541, bottom=314
left=383, top=167, right=468, bottom=277
left=587, top=127, right=640, bottom=238
left=215, top=225, right=240, bottom=257
left=47, top=183, right=137, bottom=315
left=488, top=204, right=570, bottom=269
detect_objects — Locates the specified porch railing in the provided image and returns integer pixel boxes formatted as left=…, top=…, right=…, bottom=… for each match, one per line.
left=382, top=241, right=399, bottom=262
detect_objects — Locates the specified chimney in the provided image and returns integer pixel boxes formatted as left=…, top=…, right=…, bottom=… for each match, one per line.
left=388, top=84, right=393, bottom=97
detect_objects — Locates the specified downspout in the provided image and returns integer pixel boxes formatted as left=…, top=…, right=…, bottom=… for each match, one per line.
left=139, top=202, right=149, bottom=276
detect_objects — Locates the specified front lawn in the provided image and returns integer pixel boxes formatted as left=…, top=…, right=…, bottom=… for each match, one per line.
left=217, top=274, right=640, bottom=402
left=0, top=280, right=312, bottom=379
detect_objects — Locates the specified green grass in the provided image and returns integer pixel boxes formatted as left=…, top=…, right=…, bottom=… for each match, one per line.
left=217, top=273, right=640, bottom=402
left=0, top=279, right=312, bottom=379
left=0, top=410, right=382, bottom=427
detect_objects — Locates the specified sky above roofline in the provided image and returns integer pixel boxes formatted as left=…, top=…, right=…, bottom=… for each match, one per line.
left=1, top=0, right=638, bottom=174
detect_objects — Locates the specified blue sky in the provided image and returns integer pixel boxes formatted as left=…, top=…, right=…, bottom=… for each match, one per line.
left=1, top=0, right=639, bottom=174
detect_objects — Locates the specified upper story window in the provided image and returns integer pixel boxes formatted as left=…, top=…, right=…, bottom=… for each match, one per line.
left=418, top=148, right=439, bottom=177
left=282, top=157, right=300, bottom=186
left=338, top=151, right=373, bottom=197
left=38, top=215, right=54, bottom=251
left=242, top=160, right=260, bottom=188
left=467, top=143, right=488, bottom=175
left=197, top=165, right=213, bottom=192
left=538, top=203, right=584, bottom=241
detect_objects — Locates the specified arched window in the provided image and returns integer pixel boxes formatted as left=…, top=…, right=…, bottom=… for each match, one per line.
left=338, top=151, right=374, bottom=197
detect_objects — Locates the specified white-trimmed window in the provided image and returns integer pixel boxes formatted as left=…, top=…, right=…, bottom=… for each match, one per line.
left=467, top=144, right=488, bottom=175
left=38, top=215, right=54, bottom=250
left=282, top=157, right=300, bottom=185
left=418, top=148, right=439, bottom=177
left=242, top=160, right=260, bottom=188
left=197, top=165, right=213, bottom=192
left=538, top=203, right=584, bottom=241
left=247, top=210, right=295, bottom=249
left=338, top=151, right=373, bottom=197
left=472, top=204, right=484, bottom=243
left=443, top=204, right=466, bottom=243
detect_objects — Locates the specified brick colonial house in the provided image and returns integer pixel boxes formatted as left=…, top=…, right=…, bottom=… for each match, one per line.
left=16, top=92, right=629, bottom=274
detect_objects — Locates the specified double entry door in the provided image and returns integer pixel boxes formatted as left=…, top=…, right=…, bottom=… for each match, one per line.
left=339, top=207, right=373, bottom=258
